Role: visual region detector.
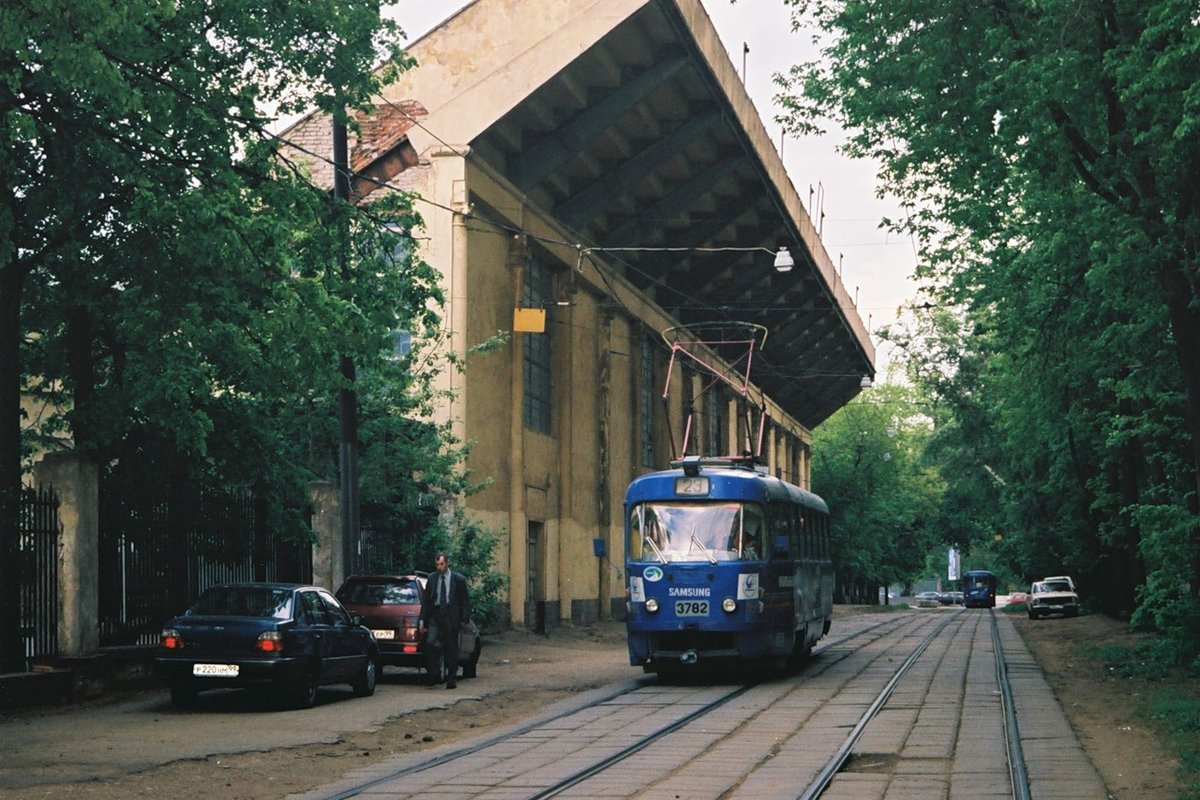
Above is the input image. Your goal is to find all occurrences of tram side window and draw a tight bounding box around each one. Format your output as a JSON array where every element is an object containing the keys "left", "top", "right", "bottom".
[
  {"left": 798, "top": 507, "right": 810, "bottom": 560},
  {"left": 791, "top": 505, "right": 802, "bottom": 559},
  {"left": 742, "top": 504, "right": 765, "bottom": 560},
  {"left": 771, "top": 505, "right": 798, "bottom": 560},
  {"left": 816, "top": 510, "right": 825, "bottom": 561}
]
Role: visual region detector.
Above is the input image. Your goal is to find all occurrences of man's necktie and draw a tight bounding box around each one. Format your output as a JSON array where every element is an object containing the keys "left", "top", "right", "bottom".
[{"left": 439, "top": 574, "right": 447, "bottom": 607}]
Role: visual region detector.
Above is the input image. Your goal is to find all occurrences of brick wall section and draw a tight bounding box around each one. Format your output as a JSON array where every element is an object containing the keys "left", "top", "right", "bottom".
[{"left": 279, "top": 99, "right": 430, "bottom": 200}]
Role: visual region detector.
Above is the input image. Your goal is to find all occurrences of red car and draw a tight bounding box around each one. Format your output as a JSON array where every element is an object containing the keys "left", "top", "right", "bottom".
[{"left": 336, "top": 574, "right": 480, "bottom": 679}]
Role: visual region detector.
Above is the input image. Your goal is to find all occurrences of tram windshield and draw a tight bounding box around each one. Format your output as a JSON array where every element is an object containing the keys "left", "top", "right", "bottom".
[{"left": 629, "top": 501, "right": 764, "bottom": 562}]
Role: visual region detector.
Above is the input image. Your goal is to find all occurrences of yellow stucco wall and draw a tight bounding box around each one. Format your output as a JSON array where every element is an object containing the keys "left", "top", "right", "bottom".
[
  {"left": 394, "top": 156, "right": 813, "bottom": 628},
  {"left": 371, "top": 0, "right": 831, "bottom": 628}
]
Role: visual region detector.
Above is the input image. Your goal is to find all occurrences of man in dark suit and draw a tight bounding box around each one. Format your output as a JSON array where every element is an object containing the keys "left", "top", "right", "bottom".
[{"left": 419, "top": 552, "right": 471, "bottom": 688}]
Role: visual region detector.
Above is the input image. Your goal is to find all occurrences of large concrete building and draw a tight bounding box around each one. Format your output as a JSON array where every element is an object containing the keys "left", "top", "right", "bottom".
[{"left": 286, "top": 0, "right": 874, "bottom": 629}]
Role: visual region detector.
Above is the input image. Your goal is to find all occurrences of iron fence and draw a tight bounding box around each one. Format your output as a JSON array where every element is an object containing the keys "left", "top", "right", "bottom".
[
  {"left": 357, "top": 503, "right": 438, "bottom": 576},
  {"left": 99, "top": 487, "right": 312, "bottom": 647},
  {"left": 20, "top": 487, "right": 59, "bottom": 667}
]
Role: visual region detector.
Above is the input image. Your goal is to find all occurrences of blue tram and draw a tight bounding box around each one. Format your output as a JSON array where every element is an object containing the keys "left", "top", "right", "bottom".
[
  {"left": 963, "top": 569, "right": 997, "bottom": 608},
  {"left": 624, "top": 455, "right": 834, "bottom": 672}
]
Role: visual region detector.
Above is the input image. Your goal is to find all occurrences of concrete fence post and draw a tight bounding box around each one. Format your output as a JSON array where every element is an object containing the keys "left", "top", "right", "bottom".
[
  {"left": 308, "top": 481, "right": 341, "bottom": 591},
  {"left": 33, "top": 452, "right": 99, "bottom": 657}
]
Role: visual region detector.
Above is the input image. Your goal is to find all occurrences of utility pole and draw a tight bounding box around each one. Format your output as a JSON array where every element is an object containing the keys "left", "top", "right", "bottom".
[{"left": 333, "top": 115, "right": 359, "bottom": 583}]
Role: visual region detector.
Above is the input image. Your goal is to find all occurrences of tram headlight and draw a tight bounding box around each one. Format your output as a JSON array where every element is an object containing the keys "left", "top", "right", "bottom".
[
  {"left": 722, "top": 597, "right": 737, "bottom": 613},
  {"left": 645, "top": 598, "right": 660, "bottom": 613}
]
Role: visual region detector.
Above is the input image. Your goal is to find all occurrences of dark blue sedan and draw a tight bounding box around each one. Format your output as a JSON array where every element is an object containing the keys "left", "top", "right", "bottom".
[{"left": 155, "top": 583, "right": 380, "bottom": 709}]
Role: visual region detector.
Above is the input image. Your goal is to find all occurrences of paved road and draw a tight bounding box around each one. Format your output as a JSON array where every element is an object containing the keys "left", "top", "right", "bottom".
[
  {"left": 0, "top": 610, "right": 1108, "bottom": 799},
  {"left": 291, "top": 611, "right": 1106, "bottom": 800},
  {"left": 0, "top": 626, "right": 633, "bottom": 791}
]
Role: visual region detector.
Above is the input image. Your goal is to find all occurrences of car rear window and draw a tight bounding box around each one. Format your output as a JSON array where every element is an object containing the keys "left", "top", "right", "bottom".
[
  {"left": 191, "top": 587, "right": 293, "bottom": 618},
  {"left": 340, "top": 580, "right": 421, "bottom": 605}
]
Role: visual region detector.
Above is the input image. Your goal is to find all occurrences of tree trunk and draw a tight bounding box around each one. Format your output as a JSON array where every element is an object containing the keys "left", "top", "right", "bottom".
[
  {"left": 1159, "top": 266, "right": 1200, "bottom": 511},
  {"left": 0, "top": 255, "right": 29, "bottom": 672}
]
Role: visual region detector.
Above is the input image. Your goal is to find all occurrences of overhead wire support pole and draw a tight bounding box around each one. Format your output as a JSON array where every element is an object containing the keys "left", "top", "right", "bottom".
[{"left": 333, "top": 113, "right": 359, "bottom": 584}]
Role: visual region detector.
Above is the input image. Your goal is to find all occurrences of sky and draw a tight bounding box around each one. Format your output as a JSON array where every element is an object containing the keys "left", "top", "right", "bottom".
[{"left": 385, "top": 0, "right": 918, "bottom": 375}]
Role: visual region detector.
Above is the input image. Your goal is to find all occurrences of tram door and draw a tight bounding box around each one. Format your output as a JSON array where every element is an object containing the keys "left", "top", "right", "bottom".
[{"left": 525, "top": 522, "right": 547, "bottom": 633}]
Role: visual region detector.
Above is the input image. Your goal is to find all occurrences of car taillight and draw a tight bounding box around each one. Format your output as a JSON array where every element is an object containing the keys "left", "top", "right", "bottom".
[
  {"left": 255, "top": 631, "right": 284, "bottom": 654},
  {"left": 160, "top": 628, "right": 184, "bottom": 650}
]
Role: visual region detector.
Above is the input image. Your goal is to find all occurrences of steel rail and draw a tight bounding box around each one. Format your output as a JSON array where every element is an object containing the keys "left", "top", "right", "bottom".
[
  {"left": 315, "top": 611, "right": 926, "bottom": 800},
  {"left": 991, "top": 609, "right": 1032, "bottom": 800},
  {"left": 527, "top": 683, "right": 754, "bottom": 800},
  {"left": 314, "top": 678, "right": 650, "bottom": 800},
  {"left": 796, "top": 613, "right": 961, "bottom": 800},
  {"left": 528, "top": 612, "right": 918, "bottom": 799}
]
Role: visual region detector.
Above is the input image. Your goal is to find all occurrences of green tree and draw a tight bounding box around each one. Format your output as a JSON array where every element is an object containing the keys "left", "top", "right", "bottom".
[
  {"left": 0, "top": 0, "right": 435, "bottom": 669},
  {"left": 777, "top": 0, "right": 1200, "bottom": 656},
  {"left": 811, "top": 383, "right": 944, "bottom": 603},
  {"left": 778, "top": 0, "right": 1200, "bottom": 485}
]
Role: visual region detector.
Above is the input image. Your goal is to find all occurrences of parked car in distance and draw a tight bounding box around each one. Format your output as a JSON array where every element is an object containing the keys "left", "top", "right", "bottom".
[
  {"left": 1028, "top": 578, "right": 1080, "bottom": 620},
  {"left": 1008, "top": 591, "right": 1029, "bottom": 605},
  {"left": 938, "top": 591, "right": 964, "bottom": 605},
  {"left": 336, "top": 574, "right": 481, "bottom": 680},
  {"left": 155, "top": 583, "right": 379, "bottom": 710},
  {"left": 1042, "top": 574, "right": 1077, "bottom": 592},
  {"left": 915, "top": 591, "right": 942, "bottom": 608}
]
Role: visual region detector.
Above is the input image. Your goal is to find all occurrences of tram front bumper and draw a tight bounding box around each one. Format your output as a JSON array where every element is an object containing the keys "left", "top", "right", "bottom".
[{"left": 627, "top": 627, "right": 774, "bottom": 667}]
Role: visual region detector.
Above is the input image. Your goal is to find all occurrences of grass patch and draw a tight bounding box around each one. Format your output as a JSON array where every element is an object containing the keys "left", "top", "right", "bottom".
[
  {"left": 1089, "top": 639, "right": 1175, "bottom": 680},
  {"left": 1143, "top": 689, "right": 1200, "bottom": 800}
]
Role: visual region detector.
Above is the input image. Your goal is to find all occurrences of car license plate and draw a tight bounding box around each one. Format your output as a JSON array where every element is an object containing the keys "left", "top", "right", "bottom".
[
  {"left": 193, "top": 663, "right": 238, "bottom": 678},
  {"left": 371, "top": 629, "right": 396, "bottom": 640},
  {"left": 675, "top": 600, "right": 709, "bottom": 617}
]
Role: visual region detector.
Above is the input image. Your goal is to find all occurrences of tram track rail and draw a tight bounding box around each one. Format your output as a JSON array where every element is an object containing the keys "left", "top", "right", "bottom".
[
  {"left": 993, "top": 608, "right": 1032, "bottom": 800},
  {"left": 312, "top": 612, "right": 919, "bottom": 800},
  {"left": 797, "top": 608, "right": 1032, "bottom": 800},
  {"left": 312, "top": 609, "right": 1033, "bottom": 800},
  {"left": 797, "top": 614, "right": 958, "bottom": 800}
]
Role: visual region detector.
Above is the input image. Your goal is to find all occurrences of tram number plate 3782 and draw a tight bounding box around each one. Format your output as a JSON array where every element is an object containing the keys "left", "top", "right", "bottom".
[{"left": 675, "top": 600, "right": 709, "bottom": 617}]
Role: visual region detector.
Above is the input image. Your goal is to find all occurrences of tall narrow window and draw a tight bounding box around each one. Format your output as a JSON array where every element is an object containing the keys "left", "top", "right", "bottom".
[
  {"left": 707, "top": 387, "right": 722, "bottom": 456},
  {"left": 522, "top": 255, "right": 552, "bottom": 434},
  {"left": 640, "top": 337, "right": 655, "bottom": 467},
  {"left": 681, "top": 368, "right": 694, "bottom": 456},
  {"left": 384, "top": 224, "right": 416, "bottom": 360}
]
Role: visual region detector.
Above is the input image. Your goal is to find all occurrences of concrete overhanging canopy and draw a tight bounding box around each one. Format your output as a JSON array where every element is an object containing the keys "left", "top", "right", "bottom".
[{"left": 386, "top": 0, "right": 875, "bottom": 428}]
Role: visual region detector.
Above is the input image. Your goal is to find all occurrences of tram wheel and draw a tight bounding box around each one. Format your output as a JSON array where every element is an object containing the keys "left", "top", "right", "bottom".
[{"left": 786, "top": 639, "right": 812, "bottom": 671}]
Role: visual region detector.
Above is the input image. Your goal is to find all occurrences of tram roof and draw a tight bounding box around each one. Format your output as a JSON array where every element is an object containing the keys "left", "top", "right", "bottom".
[
  {"left": 377, "top": 0, "right": 877, "bottom": 428},
  {"left": 626, "top": 463, "right": 828, "bottom": 513}
]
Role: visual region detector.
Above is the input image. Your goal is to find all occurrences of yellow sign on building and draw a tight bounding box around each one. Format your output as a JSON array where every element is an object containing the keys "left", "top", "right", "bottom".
[{"left": 513, "top": 307, "right": 546, "bottom": 333}]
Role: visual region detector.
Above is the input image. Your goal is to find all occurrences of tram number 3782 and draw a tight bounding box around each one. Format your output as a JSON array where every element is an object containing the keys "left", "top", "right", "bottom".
[{"left": 675, "top": 600, "right": 709, "bottom": 617}]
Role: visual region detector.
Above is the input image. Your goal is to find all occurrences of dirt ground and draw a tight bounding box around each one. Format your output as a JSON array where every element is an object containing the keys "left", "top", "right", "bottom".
[
  {"left": 3, "top": 606, "right": 1185, "bottom": 800},
  {"left": 1009, "top": 609, "right": 1182, "bottom": 799}
]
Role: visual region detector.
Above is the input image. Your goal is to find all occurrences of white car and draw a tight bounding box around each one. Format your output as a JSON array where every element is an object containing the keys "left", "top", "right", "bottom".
[
  {"left": 1042, "top": 574, "right": 1077, "bottom": 592},
  {"left": 1028, "top": 578, "right": 1080, "bottom": 619},
  {"left": 914, "top": 591, "right": 942, "bottom": 608}
]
